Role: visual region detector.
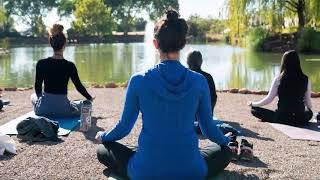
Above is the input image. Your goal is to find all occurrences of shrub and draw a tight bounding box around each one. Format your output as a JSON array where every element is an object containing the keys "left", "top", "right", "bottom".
[
  {"left": 1, "top": 37, "right": 10, "bottom": 49},
  {"left": 297, "top": 27, "right": 320, "bottom": 52},
  {"left": 246, "top": 27, "right": 270, "bottom": 51}
]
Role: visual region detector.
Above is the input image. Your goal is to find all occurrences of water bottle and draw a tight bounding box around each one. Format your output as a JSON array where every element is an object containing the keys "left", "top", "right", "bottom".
[{"left": 79, "top": 100, "right": 92, "bottom": 132}]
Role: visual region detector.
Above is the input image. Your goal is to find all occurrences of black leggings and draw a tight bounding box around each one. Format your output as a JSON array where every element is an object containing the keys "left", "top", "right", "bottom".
[
  {"left": 96, "top": 142, "right": 232, "bottom": 180},
  {"left": 251, "top": 107, "right": 313, "bottom": 126}
]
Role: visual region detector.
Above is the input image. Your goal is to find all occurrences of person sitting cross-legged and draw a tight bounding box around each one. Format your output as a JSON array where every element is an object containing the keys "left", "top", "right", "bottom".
[
  {"left": 249, "top": 50, "right": 313, "bottom": 127},
  {"left": 31, "top": 24, "right": 94, "bottom": 118},
  {"left": 95, "top": 9, "right": 232, "bottom": 180}
]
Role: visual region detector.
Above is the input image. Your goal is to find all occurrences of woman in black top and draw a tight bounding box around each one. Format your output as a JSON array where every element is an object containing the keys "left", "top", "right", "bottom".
[
  {"left": 31, "top": 24, "right": 93, "bottom": 118},
  {"left": 249, "top": 50, "right": 313, "bottom": 126}
]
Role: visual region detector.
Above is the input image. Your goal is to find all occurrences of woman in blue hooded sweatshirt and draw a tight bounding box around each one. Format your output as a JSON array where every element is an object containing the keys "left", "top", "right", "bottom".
[{"left": 95, "top": 9, "right": 232, "bottom": 180}]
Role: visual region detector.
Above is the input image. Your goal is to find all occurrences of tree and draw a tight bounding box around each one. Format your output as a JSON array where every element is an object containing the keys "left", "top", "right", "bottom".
[
  {"left": 57, "top": 0, "right": 76, "bottom": 17},
  {"left": 187, "top": 15, "right": 211, "bottom": 38},
  {"left": 105, "top": 0, "right": 179, "bottom": 35},
  {"left": 4, "top": 0, "right": 56, "bottom": 36},
  {"left": 0, "top": 7, "right": 5, "bottom": 27},
  {"left": 284, "top": 0, "right": 305, "bottom": 34},
  {"left": 147, "top": 0, "right": 179, "bottom": 20},
  {"left": 104, "top": 0, "right": 147, "bottom": 36},
  {"left": 0, "top": 3, "right": 16, "bottom": 36},
  {"left": 72, "top": 0, "right": 114, "bottom": 36}
]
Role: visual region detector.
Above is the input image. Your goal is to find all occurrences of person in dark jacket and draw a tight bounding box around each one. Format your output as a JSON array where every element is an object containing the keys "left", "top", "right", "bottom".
[
  {"left": 187, "top": 50, "right": 219, "bottom": 136},
  {"left": 31, "top": 24, "right": 94, "bottom": 118},
  {"left": 187, "top": 50, "right": 217, "bottom": 113}
]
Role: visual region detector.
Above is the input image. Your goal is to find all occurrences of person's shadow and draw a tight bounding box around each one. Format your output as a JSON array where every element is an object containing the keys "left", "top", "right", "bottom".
[
  {"left": 83, "top": 116, "right": 104, "bottom": 142},
  {"left": 223, "top": 120, "right": 274, "bottom": 141},
  {"left": 232, "top": 156, "right": 268, "bottom": 168},
  {"left": 16, "top": 136, "right": 65, "bottom": 145},
  {"left": 222, "top": 170, "right": 261, "bottom": 179},
  {"left": 0, "top": 154, "right": 15, "bottom": 161}
]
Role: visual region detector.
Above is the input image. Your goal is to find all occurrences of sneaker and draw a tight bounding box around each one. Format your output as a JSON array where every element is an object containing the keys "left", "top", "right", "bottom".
[
  {"left": 228, "top": 140, "right": 239, "bottom": 161},
  {"left": 239, "top": 139, "right": 253, "bottom": 161},
  {"left": 227, "top": 133, "right": 239, "bottom": 161}
]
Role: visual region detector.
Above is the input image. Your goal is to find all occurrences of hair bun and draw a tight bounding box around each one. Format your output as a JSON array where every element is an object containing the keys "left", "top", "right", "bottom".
[
  {"left": 49, "top": 24, "right": 64, "bottom": 37},
  {"left": 166, "top": 9, "right": 179, "bottom": 22}
]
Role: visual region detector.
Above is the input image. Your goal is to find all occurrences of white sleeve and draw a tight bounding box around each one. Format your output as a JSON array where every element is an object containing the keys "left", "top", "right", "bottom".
[
  {"left": 304, "top": 79, "right": 312, "bottom": 110},
  {"left": 252, "top": 76, "right": 280, "bottom": 107}
]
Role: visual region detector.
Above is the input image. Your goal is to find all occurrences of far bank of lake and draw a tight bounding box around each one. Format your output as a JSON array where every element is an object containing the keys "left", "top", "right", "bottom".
[{"left": 1, "top": 43, "right": 320, "bottom": 91}]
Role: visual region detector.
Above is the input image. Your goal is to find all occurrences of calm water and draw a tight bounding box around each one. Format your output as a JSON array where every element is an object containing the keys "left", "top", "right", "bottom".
[{"left": 1, "top": 43, "right": 320, "bottom": 91}]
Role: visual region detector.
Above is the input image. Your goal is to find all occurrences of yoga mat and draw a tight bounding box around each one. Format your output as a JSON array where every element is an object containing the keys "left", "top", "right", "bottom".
[
  {"left": 269, "top": 122, "right": 320, "bottom": 142},
  {"left": 0, "top": 111, "right": 80, "bottom": 136}
]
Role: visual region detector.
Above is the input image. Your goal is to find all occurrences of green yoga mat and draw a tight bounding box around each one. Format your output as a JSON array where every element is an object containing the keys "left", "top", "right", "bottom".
[{"left": 0, "top": 111, "right": 80, "bottom": 136}]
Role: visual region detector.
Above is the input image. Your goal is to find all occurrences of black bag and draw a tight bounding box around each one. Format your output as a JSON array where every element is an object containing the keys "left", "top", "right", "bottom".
[{"left": 16, "top": 117, "right": 60, "bottom": 142}]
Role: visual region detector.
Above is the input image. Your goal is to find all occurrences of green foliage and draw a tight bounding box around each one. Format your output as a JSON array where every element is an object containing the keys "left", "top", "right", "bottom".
[
  {"left": 246, "top": 27, "right": 270, "bottom": 51},
  {"left": 226, "top": 0, "right": 320, "bottom": 47},
  {"left": 188, "top": 15, "right": 211, "bottom": 39},
  {"left": 0, "top": 5, "right": 15, "bottom": 36},
  {"left": 58, "top": 0, "right": 76, "bottom": 17},
  {"left": 117, "top": 17, "right": 146, "bottom": 32},
  {"left": 1, "top": 38, "right": 10, "bottom": 49},
  {"left": 104, "top": 0, "right": 147, "bottom": 35},
  {"left": 4, "top": 0, "right": 56, "bottom": 37},
  {"left": 72, "top": 0, "right": 114, "bottom": 36},
  {"left": 104, "top": 0, "right": 178, "bottom": 34},
  {"left": 0, "top": 7, "right": 5, "bottom": 24},
  {"left": 187, "top": 15, "right": 226, "bottom": 41},
  {"left": 147, "top": 0, "right": 179, "bottom": 20},
  {"left": 297, "top": 27, "right": 320, "bottom": 52}
]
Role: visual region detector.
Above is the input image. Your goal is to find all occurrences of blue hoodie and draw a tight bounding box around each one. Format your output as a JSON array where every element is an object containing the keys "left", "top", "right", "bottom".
[{"left": 101, "top": 60, "right": 230, "bottom": 180}]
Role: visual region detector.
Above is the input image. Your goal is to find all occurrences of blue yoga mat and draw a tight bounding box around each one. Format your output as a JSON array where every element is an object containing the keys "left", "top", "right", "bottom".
[{"left": 0, "top": 111, "right": 80, "bottom": 136}]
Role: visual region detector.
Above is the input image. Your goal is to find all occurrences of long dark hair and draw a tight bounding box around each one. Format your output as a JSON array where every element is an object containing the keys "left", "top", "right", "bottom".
[
  {"left": 280, "top": 50, "right": 304, "bottom": 77},
  {"left": 279, "top": 50, "right": 308, "bottom": 95},
  {"left": 154, "top": 8, "right": 188, "bottom": 53}
]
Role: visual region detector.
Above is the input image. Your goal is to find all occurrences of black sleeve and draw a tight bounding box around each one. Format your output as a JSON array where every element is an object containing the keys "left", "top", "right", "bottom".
[
  {"left": 208, "top": 74, "right": 217, "bottom": 113},
  {"left": 70, "top": 63, "right": 92, "bottom": 100},
  {"left": 35, "top": 61, "right": 44, "bottom": 96}
]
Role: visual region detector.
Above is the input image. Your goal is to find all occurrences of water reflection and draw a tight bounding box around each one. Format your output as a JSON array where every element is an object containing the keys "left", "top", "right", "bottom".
[{"left": 1, "top": 43, "right": 320, "bottom": 91}]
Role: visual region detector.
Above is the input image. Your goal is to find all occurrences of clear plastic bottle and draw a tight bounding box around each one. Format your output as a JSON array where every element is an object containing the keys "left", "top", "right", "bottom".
[{"left": 79, "top": 100, "right": 92, "bottom": 132}]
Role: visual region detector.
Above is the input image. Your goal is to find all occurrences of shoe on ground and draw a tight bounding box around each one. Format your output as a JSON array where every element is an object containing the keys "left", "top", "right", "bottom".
[
  {"left": 228, "top": 140, "right": 239, "bottom": 161},
  {"left": 239, "top": 139, "right": 253, "bottom": 161}
]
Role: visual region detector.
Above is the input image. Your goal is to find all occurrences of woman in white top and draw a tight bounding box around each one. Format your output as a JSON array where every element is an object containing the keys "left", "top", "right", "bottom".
[{"left": 249, "top": 50, "right": 313, "bottom": 127}]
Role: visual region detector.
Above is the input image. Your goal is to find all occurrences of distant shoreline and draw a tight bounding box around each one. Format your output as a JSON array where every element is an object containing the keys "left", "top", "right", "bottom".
[{"left": 3, "top": 34, "right": 145, "bottom": 46}]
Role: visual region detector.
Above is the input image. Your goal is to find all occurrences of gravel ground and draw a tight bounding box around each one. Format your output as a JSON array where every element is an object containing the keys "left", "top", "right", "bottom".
[{"left": 0, "top": 88, "right": 320, "bottom": 180}]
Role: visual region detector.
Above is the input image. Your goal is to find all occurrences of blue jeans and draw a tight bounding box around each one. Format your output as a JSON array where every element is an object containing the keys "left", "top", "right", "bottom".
[{"left": 31, "top": 93, "right": 82, "bottom": 118}]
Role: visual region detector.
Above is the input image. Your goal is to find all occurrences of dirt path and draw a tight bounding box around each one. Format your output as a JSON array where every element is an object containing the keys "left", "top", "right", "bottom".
[{"left": 1, "top": 88, "right": 319, "bottom": 180}]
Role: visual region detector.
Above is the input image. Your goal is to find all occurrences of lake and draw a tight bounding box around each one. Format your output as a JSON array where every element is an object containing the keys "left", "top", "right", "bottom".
[{"left": 1, "top": 43, "right": 320, "bottom": 91}]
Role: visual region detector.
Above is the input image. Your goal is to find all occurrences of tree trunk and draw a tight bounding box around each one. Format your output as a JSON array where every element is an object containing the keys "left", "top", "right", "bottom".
[{"left": 297, "top": 0, "right": 305, "bottom": 36}]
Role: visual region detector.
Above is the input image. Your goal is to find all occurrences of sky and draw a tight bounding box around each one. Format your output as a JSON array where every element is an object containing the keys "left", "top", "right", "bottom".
[
  {"left": 179, "top": 0, "right": 226, "bottom": 19},
  {"left": 15, "top": 0, "right": 226, "bottom": 32}
]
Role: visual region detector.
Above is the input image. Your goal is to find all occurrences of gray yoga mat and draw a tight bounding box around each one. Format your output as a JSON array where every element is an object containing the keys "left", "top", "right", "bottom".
[
  {"left": 0, "top": 111, "right": 80, "bottom": 136},
  {"left": 269, "top": 121, "right": 320, "bottom": 142}
]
